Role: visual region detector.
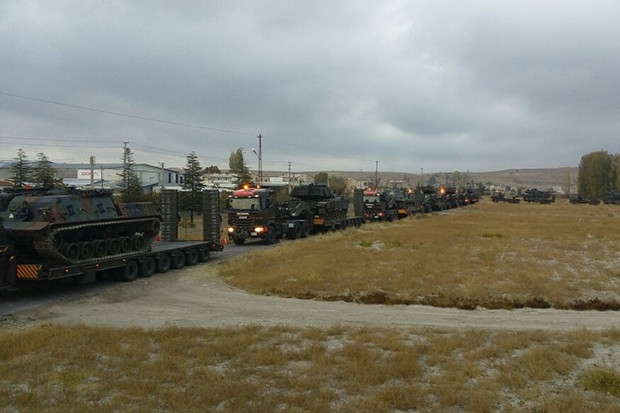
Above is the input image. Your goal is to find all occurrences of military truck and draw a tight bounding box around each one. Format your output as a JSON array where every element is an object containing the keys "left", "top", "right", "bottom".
[
  {"left": 226, "top": 183, "right": 363, "bottom": 245},
  {"left": 522, "top": 188, "right": 555, "bottom": 204},
  {"left": 362, "top": 189, "right": 398, "bottom": 222},
  {"left": 0, "top": 187, "right": 223, "bottom": 291}
]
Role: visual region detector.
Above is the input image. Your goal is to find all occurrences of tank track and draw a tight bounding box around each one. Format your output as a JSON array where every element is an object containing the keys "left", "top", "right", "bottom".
[{"left": 32, "top": 217, "right": 161, "bottom": 266}]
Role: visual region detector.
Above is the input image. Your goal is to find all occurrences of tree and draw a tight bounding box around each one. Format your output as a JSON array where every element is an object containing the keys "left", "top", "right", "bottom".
[
  {"left": 118, "top": 145, "right": 143, "bottom": 202},
  {"left": 314, "top": 172, "right": 329, "bottom": 184},
  {"left": 182, "top": 151, "right": 205, "bottom": 223},
  {"left": 613, "top": 154, "right": 620, "bottom": 192},
  {"left": 10, "top": 148, "right": 31, "bottom": 187},
  {"left": 228, "top": 148, "right": 252, "bottom": 189},
  {"left": 330, "top": 175, "right": 348, "bottom": 196},
  {"left": 32, "top": 152, "right": 59, "bottom": 187},
  {"left": 577, "top": 150, "right": 614, "bottom": 197},
  {"left": 204, "top": 165, "right": 221, "bottom": 175}
]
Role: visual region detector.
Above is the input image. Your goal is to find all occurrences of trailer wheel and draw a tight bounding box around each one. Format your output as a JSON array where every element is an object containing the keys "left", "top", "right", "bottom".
[
  {"left": 198, "top": 248, "right": 210, "bottom": 262},
  {"left": 139, "top": 256, "right": 155, "bottom": 277},
  {"left": 157, "top": 254, "right": 171, "bottom": 273},
  {"left": 186, "top": 249, "right": 199, "bottom": 266},
  {"left": 118, "top": 260, "right": 139, "bottom": 282},
  {"left": 171, "top": 252, "right": 185, "bottom": 269}
]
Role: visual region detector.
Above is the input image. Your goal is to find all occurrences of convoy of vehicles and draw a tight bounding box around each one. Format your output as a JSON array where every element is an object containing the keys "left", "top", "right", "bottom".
[
  {"left": 226, "top": 183, "right": 363, "bottom": 245},
  {"left": 0, "top": 187, "right": 223, "bottom": 291}
]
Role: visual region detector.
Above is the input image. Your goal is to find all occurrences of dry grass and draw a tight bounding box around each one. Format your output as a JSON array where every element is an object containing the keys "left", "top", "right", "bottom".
[
  {"left": 2, "top": 324, "right": 620, "bottom": 412},
  {"left": 218, "top": 198, "right": 620, "bottom": 310}
]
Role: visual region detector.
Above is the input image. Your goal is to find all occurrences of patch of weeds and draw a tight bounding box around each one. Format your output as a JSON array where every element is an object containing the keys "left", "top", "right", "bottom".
[
  {"left": 581, "top": 367, "right": 620, "bottom": 396},
  {"left": 358, "top": 240, "right": 373, "bottom": 248},
  {"left": 383, "top": 239, "right": 402, "bottom": 249},
  {"left": 482, "top": 232, "right": 506, "bottom": 238}
]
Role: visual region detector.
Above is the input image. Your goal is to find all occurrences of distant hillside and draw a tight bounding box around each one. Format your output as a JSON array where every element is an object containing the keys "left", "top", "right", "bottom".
[{"left": 299, "top": 168, "right": 578, "bottom": 190}]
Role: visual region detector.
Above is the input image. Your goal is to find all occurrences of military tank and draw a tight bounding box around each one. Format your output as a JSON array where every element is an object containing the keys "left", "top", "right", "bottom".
[
  {"left": 0, "top": 187, "right": 161, "bottom": 265},
  {"left": 290, "top": 183, "right": 349, "bottom": 230}
]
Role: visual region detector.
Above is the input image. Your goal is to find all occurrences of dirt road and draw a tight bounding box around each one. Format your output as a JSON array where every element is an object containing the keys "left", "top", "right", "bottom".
[{"left": 3, "top": 251, "right": 620, "bottom": 332}]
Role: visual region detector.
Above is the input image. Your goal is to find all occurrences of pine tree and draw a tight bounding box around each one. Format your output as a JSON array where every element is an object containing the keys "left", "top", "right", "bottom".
[
  {"left": 10, "top": 148, "right": 31, "bottom": 187},
  {"left": 228, "top": 148, "right": 252, "bottom": 188},
  {"left": 182, "top": 151, "right": 205, "bottom": 223},
  {"left": 118, "top": 145, "right": 143, "bottom": 202},
  {"left": 32, "top": 152, "right": 58, "bottom": 187}
]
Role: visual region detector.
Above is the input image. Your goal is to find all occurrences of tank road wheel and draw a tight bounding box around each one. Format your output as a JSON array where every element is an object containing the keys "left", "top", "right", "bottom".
[
  {"left": 132, "top": 234, "right": 145, "bottom": 251},
  {"left": 197, "top": 248, "right": 210, "bottom": 262},
  {"left": 108, "top": 238, "right": 121, "bottom": 255},
  {"left": 120, "top": 237, "right": 132, "bottom": 253},
  {"left": 117, "top": 260, "right": 139, "bottom": 282},
  {"left": 156, "top": 253, "right": 171, "bottom": 273},
  {"left": 52, "top": 233, "right": 64, "bottom": 250},
  {"left": 171, "top": 252, "right": 185, "bottom": 269},
  {"left": 79, "top": 241, "right": 95, "bottom": 260},
  {"left": 139, "top": 256, "right": 156, "bottom": 277},
  {"left": 94, "top": 239, "right": 108, "bottom": 257},
  {"left": 64, "top": 243, "right": 80, "bottom": 262},
  {"left": 186, "top": 249, "right": 199, "bottom": 266}
]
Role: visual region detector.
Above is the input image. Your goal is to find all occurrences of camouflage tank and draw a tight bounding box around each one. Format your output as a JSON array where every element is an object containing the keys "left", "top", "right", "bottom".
[
  {"left": 0, "top": 187, "right": 161, "bottom": 265},
  {"left": 290, "top": 183, "right": 349, "bottom": 229}
]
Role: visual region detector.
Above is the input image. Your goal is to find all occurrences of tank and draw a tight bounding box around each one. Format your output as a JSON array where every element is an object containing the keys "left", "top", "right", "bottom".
[
  {"left": 290, "top": 183, "right": 349, "bottom": 225},
  {"left": 0, "top": 187, "right": 161, "bottom": 265}
]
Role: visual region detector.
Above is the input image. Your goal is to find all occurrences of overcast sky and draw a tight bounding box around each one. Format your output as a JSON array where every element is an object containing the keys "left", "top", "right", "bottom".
[{"left": 1, "top": 1, "right": 619, "bottom": 175}]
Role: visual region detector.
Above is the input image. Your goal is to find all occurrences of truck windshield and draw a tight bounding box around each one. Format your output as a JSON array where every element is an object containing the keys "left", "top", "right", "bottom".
[
  {"left": 363, "top": 195, "right": 380, "bottom": 203},
  {"left": 228, "top": 198, "right": 261, "bottom": 211}
]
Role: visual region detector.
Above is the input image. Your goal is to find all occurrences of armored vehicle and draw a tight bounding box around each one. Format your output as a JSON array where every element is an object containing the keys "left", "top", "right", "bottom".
[{"left": 0, "top": 187, "right": 161, "bottom": 266}]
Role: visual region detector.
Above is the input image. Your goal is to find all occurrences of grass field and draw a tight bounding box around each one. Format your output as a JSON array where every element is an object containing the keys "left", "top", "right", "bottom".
[
  {"left": 2, "top": 198, "right": 620, "bottom": 412},
  {"left": 219, "top": 198, "right": 620, "bottom": 310}
]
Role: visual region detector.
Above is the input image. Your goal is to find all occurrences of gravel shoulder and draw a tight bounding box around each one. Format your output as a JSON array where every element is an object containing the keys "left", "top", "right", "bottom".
[{"left": 3, "top": 257, "right": 620, "bottom": 332}]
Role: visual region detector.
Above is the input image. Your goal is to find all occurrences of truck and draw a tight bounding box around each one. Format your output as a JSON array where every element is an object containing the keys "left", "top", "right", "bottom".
[
  {"left": 226, "top": 183, "right": 363, "bottom": 245},
  {"left": 362, "top": 189, "right": 399, "bottom": 221},
  {"left": 0, "top": 187, "right": 223, "bottom": 291},
  {"left": 522, "top": 188, "right": 555, "bottom": 204}
]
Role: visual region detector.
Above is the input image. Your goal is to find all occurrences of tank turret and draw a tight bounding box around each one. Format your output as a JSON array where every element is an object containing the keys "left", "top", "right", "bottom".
[{"left": 0, "top": 187, "right": 161, "bottom": 265}]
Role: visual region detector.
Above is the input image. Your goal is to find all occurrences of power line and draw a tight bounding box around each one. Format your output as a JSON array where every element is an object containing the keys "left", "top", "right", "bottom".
[{"left": 0, "top": 91, "right": 255, "bottom": 136}]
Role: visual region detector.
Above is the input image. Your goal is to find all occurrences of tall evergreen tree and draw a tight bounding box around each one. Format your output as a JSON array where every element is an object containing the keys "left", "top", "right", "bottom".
[
  {"left": 118, "top": 145, "right": 143, "bottom": 202},
  {"left": 228, "top": 148, "right": 252, "bottom": 188},
  {"left": 32, "top": 152, "right": 58, "bottom": 187},
  {"left": 10, "top": 148, "right": 31, "bottom": 187},
  {"left": 182, "top": 151, "right": 204, "bottom": 223}
]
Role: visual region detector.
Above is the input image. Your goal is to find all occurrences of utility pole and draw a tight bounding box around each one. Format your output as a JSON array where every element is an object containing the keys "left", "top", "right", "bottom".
[
  {"left": 123, "top": 141, "right": 129, "bottom": 190},
  {"left": 288, "top": 161, "right": 292, "bottom": 193},
  {"left": 257, "top": 134, "right": 263, "bottom": 185},
  {"left": 159, "top": 162, "right": 166, "bottom": 191},
  {"left": 89, "top": 155, "right": 95, "bottom": 188},
  {"left": 375, "top": 160, "right": 379, "bottom": 189}
]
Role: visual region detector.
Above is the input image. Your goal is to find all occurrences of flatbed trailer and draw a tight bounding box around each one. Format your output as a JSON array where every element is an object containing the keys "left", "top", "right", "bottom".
[{"left": 0, "top": 240, "right": 222, "bottom": 290}]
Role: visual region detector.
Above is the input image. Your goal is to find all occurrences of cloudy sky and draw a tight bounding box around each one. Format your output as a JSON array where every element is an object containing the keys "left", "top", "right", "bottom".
[{"left": 1, "top": 1, "right": 619, "bottom": 175}]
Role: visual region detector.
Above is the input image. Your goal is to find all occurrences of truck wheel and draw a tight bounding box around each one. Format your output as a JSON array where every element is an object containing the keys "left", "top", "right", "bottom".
[
  {"left": 288, "top": 225, "right": 301, "bottom": 240},
  {"left": 171, "top": 252, "right": 185, "bottom": 269},
  {"left": 157, "top": 254, "right": 171, "bottom": 273},
  {"left": 118, "top": 260, "right": 139, "bottom": 282},
  {"left": 139, "top": 256, "right": 155, "bottom": 277},
  {"left": 233, "top": 236, "right": 245, "bottom": 245},
  {"left": 186, "top": 249, "right": 199, "bottom": 266},
  {"left": 263, "top": 226, "right": 277, "bottom": 245},
  {"left": 300, "top": 222, "right": 309, "bottom": 238}
]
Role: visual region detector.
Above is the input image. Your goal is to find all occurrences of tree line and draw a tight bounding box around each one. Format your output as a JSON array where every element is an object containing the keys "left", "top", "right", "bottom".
[{"left": 577, "top": 150, "right": 620, "bottom": 198}]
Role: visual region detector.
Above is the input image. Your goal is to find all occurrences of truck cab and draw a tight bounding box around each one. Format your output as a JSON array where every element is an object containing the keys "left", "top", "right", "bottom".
[{"left": 226, "top": 187, "right": 279, "bottom": 245}]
